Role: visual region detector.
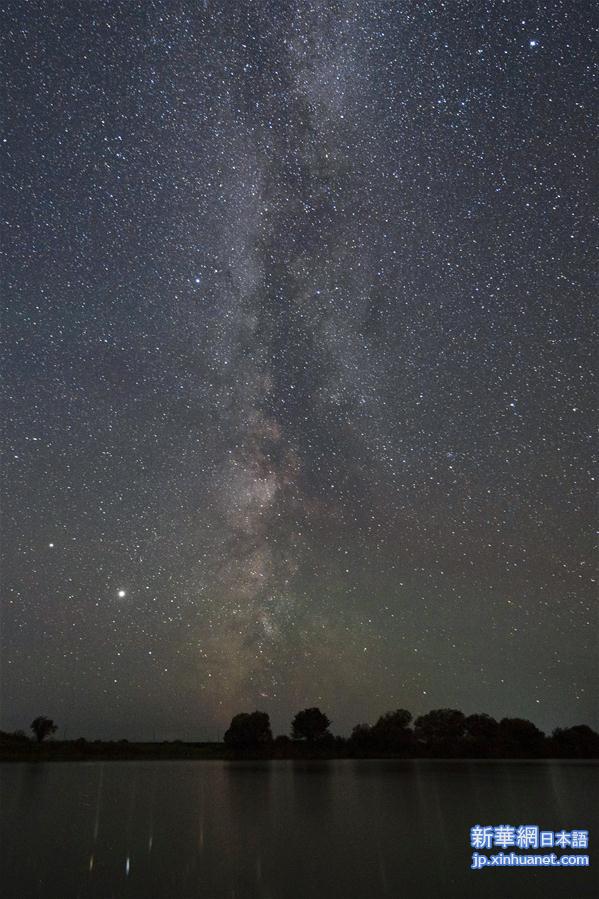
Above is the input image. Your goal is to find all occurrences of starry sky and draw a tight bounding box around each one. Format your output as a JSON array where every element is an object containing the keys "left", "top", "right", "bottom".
[{"left": 1, "top": 0, "right": 597, "bottom": 741}]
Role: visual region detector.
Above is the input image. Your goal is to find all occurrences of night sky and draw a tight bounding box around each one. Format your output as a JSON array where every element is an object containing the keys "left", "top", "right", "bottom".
[{"left": 2, "top": 1, "right": 597, "bottom": 741}]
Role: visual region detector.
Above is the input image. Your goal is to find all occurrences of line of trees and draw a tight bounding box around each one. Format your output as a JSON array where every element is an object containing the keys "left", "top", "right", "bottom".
[
  {"left": 2, "top": 708, "right": 597, "bottom": 759},
  {"left": 223, "top": 707, "right": 599, "bottom": 758}
]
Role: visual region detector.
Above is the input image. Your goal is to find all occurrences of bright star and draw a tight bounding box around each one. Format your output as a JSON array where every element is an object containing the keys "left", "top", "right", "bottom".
[
  {"left": 529, "top": 39, "right": 539, "bottom": 48},
  {"left": 117, "top": 589, "right": 126, "bottom": 598}
]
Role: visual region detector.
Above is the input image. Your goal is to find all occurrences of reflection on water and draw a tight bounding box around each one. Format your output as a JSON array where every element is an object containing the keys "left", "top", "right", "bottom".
[{"left": 1, "top": 760, "right": 597, "bottom": 898}]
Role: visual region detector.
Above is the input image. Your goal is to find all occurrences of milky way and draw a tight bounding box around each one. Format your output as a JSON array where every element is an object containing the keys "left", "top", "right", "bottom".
[{"left": 2, "top": 1, "right": 597, "bottom": 739}]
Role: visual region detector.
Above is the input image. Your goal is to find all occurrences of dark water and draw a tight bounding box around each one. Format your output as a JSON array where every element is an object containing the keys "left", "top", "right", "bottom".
[{"left": 1, "top": 760, "right": 597, "bottom": 899}]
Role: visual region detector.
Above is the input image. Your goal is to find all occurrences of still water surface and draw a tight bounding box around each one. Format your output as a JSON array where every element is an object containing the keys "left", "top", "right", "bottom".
[{"left": 1, "top": 759, "right": 597, "bottom": 898}]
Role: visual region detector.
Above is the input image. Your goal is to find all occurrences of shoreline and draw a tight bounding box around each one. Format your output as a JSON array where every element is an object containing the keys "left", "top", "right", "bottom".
[{"left": 2, "top": 742, "right": 598, "bottom": 764}]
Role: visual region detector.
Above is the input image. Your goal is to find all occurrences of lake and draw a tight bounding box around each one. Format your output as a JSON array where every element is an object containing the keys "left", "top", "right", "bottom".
[{"left": 1, "top": 759, "right": 597, "bottom": 898}]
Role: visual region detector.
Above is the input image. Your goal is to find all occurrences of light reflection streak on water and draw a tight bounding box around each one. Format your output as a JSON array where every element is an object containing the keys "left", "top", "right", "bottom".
[
  {"left": 546, "top": 761, "right": 568, "bottom": 821},
  {"left": 147, "top": 766, "right": 157, "bottom": 856},
  {"left": 92, "top": 764, "right": 104, "bottom": 842},
  {"left": 123, "top": 763, "right": 139, "bottom": 884},
  {"left": 414, "top": 761, "right": 449, "bottom": 857},
  {"left": 377, "top": 846, "right": 388, "bottom": 895},
  {"left": 197, "top": 766, "right": 205, "bottom": 853}
]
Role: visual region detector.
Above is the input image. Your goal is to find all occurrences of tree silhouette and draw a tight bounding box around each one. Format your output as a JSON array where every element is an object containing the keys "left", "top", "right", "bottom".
[
  {"left": 464, "top": 713, "right": 499, "bottom": 756},
  {"left": 292, "top": 707, "right": 331, "bottom": 741},
  {"left": 223, "top": 711, "right": 272, "bottom": 751},
  {"left": 498, "top": 717, "right": 545, "bottom": 757},
  {"left": 414, "top": 708, "right": 466, "bottom": 755},
  {"left": 465, "top": 713, "right": 499, "bottom": 740},
  {"left": 371, "top": 709, "right": 413, "bottom": 752},
  {"left": 349, "top": 723, "right": 373, "bottom": 752},
  {"left": 551, "top": 724, "right": 599, "bottom": 758},
  {"left": 31, "top": 717, "right": 58, "bottom": 743}
]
